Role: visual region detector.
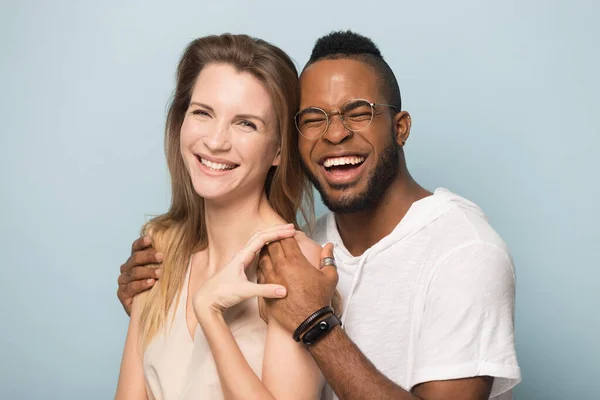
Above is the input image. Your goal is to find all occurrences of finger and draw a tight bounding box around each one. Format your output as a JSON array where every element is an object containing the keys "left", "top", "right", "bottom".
[
  {"left": 251, "top": 224, "right": 296, "bottom": 244},
  {"left": 121, "top": 249, "right": 164, "bottom": 273},
  {"left": 131, "top": 235, "right": 152, "bottom": 253},
  {"left": 246, "top": 224, "right": 295, "bottom": 249},
  {"left": 239, "top": 226, "right": 296, "bottom": 268},
  {"left": 118, "top": 266, "right": 160, "bottom": 285},
  {"left": 258, "top": 247, "right": 277, "bottom": 280},
  {"left": 241, "top": 282, "right": 287, "bottom": 299},
  {"left": 320, "top": 243, "right": 334, "bottom": 266},
  {"left": 319, "top": 243, "right": 339, "bottom": 284},
  {"left": 280, "top": 236, "right": 303, "bottom": 257},
  {"left": 256, "top": 265, "right": 266, "bottom": 284},
  {"left": 121, "top": 278, "right": 156, "bottom": 298},
  {"left": 266, "top": 240, "right": 286, "bottom": 264}
]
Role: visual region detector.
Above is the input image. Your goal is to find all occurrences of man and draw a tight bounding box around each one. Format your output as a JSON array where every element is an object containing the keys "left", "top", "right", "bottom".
[{"left": 117, "top": 31, "right": 520, "bottom": 399}]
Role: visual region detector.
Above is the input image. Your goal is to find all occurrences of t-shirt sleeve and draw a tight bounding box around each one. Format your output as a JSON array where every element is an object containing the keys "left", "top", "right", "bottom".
[{"left": 410, "top": 241, "right": 521, "bottom": 397}]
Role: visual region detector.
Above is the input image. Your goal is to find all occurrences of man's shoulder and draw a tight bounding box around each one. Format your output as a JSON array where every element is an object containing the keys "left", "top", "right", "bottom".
[
  {"left": 421, "top": 207, "right": 514, "bottom": 294},
  {"left": 428, "top": 190, "right": 509, "bottom": 252}
]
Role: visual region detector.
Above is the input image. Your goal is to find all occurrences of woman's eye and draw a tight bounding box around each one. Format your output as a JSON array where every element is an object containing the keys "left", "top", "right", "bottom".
[
  {"left": 239, "top": 120, "right": 257, "bottom": 130},
  {"left": 191, "top": 109, "right": 210, "bottom": 117}
]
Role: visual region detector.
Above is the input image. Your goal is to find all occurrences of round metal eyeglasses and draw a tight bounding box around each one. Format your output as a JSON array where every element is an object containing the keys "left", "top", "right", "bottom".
[{"left": 294, "top": 99, "right": 398, "bottom": 139}]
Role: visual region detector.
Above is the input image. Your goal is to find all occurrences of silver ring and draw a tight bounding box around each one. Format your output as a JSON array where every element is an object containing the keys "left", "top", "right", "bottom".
[{"left": 320, "top": 257, "right": 336, "bottom": 268}]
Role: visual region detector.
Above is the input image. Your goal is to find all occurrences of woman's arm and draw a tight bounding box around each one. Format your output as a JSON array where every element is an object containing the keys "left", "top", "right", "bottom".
[
  {"left": 115, "top": 297, "right": 148, "bottom": 400},
  {"left": 197, "top": 293, "right": 323, "bottom": 400},
  {"left": 192, "top": 226, "right": 323, "bottom": 400},
  {"left": 196, "top": 310, "right": 277, "bottom": 400},
  {"left": 261, "top": 233, "right": 325, "bottom": 399}
]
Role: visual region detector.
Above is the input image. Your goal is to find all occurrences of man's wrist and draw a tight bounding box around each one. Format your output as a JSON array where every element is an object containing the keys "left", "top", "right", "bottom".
[
  {"left": 306, "top": 319, "right": 343, "bottom": 354},
  {"left": 293, "top": 304, "right": 331, "bottom": 324},
  {"left": 293, "top": 305, "right": 334, "bottom": 342},
  {"left": 301, "top": 313, "right": 341, "bottom": 346}
]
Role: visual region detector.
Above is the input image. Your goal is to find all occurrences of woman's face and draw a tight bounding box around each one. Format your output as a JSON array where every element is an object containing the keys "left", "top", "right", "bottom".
[{"left": 180, "top": 63, "right": 281, "bottom": 203}]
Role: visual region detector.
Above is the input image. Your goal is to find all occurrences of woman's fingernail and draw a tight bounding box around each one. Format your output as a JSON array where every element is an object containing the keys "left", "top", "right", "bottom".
[
  {"left": 146, "top": 279, "right": 155, "bottom": 284},
  {"left": 275, "top": 288, "right": 287, "bottom": 297},
  {"left": 155, "top": 252, "right": 164, "bottom": 261}
]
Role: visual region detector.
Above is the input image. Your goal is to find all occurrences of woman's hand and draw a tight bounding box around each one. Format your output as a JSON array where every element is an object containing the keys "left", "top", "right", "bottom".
[{"left": 192, "top": 224, "right": 296, "bottom": 319}]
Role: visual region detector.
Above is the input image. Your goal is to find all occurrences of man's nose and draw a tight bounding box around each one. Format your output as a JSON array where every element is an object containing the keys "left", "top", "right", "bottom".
[{"left": 323, "top": 114, "right": 353, "bottom": 145}]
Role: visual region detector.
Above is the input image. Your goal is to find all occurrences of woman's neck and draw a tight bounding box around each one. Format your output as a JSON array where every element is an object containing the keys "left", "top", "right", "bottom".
[{"left": 202, "top": 191, "right": 285, "bottom": 274}]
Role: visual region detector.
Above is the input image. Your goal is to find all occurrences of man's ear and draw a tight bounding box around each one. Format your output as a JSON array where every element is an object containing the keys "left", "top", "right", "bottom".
[{"left": 394, "top": 111, "right": 412, "bottom": 146}]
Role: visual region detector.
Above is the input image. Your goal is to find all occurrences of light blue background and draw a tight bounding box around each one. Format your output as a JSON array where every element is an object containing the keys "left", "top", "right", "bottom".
[{"left": 1, "top": 1, "right": 598, "bottom": 399}]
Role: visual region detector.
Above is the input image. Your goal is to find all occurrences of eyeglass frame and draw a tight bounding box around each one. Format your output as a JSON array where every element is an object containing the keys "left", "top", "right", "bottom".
[{"left": 294, "top": 99, "right": 398, "bottom": 140}]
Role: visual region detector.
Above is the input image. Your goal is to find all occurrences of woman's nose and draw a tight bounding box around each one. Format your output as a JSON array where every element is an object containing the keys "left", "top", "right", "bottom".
[{"left": 203, "top": 125, "right": 232, "bottom": 152}]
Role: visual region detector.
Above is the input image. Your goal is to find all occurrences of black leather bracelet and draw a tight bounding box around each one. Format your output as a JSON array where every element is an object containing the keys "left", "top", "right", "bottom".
[
  {"left": 301, "top": 313, "right": 341, "bottom": 346},
  {"left": 292, "top": 306, "right": 334, "bottom": 342}
]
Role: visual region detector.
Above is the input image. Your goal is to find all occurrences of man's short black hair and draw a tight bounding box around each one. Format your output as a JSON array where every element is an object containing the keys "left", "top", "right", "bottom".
[{"left": 305, "top": 30, "right": 401, "bottom": 111}]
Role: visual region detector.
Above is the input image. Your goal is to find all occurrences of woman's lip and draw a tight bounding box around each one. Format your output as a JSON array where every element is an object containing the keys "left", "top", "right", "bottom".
[
  {"left": 195, "top": 153, "right": 238, "bottom": 166},
  {"left": 195, "top": 156, "right": 238, "bottom": 176}
]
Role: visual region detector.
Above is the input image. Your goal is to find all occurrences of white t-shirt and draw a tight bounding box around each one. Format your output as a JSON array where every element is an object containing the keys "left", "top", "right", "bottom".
[{"left": 310, "top": 188, "right": 521, "bottom": 400}]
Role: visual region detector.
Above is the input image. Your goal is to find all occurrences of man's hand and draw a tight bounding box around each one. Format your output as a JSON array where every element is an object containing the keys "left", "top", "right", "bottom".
[
  {"left": 258, "top": 239, "right": 338, "bottom": 332},
  {"left": 117, "top": 235, "right": 163, "bottom": 316}
]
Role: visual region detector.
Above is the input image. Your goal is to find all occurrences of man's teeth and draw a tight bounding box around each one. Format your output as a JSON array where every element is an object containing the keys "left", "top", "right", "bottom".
[
  {"left": 323, "top": 156, "right": 365, "bottom": 168},
  {"left": 200, "top": 158, "right": 236, "bottom": 171}
]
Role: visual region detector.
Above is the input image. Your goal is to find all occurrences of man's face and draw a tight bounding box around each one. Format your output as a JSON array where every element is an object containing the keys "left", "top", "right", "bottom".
[{"left": 298, "top": 59, "right": 402, "bottom": 213}]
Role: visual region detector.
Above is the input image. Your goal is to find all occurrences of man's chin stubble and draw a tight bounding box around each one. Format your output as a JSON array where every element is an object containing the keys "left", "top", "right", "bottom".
[
  {"left": 304, "top": 172, "right": 379, "bottom": 214},
  {"left": 300, "top": 142, "right": 400, "bottom": 214}
]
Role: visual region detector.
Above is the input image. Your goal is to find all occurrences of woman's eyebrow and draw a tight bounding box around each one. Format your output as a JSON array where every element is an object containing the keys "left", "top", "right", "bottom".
[
  {"left": 189, "top": 102, "right": 267, "bottom": 126},
  {"left": 189, "top": 101, "right": 214, "bottom": 111}
]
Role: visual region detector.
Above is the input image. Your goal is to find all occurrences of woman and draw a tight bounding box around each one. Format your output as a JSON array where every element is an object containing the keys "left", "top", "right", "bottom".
[{"left": 115, "top": 34, "right": 340, "bottom": 399}]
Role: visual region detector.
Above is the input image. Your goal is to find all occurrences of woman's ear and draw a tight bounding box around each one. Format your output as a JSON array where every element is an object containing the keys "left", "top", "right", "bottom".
[{"left": 272, "top": 146, "right": 281, "bottom": 166}]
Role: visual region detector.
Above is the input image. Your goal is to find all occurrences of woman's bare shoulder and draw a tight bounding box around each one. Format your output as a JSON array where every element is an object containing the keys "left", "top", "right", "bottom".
[{"left": 294, "top": 231, "right": 321, "bottom": 268}]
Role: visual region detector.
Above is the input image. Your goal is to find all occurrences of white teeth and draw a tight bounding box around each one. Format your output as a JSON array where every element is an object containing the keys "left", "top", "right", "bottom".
[
  {"left": 323, "top": 156, "right": 365, "bottom": 168},
  {"left": 200, "top": 158, "right": 236, "bottom": 171}
]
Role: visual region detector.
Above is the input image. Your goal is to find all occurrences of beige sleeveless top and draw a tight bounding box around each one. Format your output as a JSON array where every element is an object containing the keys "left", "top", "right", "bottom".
[{"left": 143, "top": 262, "right": 267, "bottom": 399}]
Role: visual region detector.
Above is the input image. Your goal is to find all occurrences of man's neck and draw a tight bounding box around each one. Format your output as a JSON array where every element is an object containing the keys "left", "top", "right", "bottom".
[
  {"left": 334, "top": 173, "right": 431, "bottom": 257},
  {"left": 202, "top": 191, "right": 283, "bottom": 274}
]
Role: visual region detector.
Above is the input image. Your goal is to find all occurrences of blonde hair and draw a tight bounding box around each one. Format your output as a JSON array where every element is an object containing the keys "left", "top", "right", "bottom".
[{"left": 138, "top": 34, "right": 339, "bottom": 349}]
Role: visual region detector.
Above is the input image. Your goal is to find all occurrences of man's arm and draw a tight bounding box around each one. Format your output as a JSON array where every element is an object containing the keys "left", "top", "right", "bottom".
[
  {"left": 308, "top": 325, "right": 492, "bottom": 400},
  {"left": 258, "top": 239, "right": 495, "bottom": 400},
  {"left": 117, "top": 235, "right": 163, "bottom": 315}
]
